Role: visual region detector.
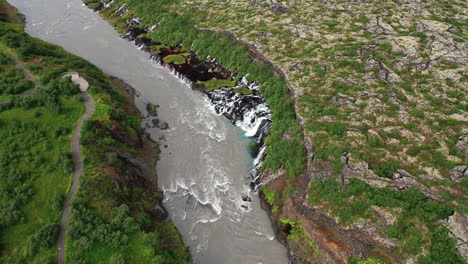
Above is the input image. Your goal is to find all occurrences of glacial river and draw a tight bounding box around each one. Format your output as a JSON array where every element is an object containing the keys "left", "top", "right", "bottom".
[{"left": 9, "top": 0, "right": 289, "bottom": 263}]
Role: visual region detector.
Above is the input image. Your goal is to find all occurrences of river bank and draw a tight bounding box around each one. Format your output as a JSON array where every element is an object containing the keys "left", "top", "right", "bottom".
[
  {"left": 0, "top": 1, "right": 190, "bottom": 261},
  {"left": 82, "top": 0, "right": 308, "bottom": 262}
]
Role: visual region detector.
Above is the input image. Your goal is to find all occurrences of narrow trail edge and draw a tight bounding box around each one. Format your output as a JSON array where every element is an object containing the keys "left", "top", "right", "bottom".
[{"left": 57, "top": 91, "right": 95, "bottom": 264}]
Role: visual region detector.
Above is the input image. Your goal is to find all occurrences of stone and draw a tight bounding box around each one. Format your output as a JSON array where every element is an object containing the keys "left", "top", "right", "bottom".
[
  {"left": 152, "top": 119, "right": 159, "bottom": 128},
  {"left": 456, "top": 135, "right": 468, "bottom": 156},
  {"left": 271, "top": 4, "right": 289, "bottom": 13},
  {"left": 333, "top": 93, "right": 357, "bottom": 105},
  {"left": 365, "top": 59, "right": 401, "bottom": 83},
  {"left": 442, "top": 212, "right": 468, "bottom": 261},
  {"left": 393, "top": 169, "right": 444, "bottom": 202},
  {"left": 366, "top": 18, "right": 394, "bottom": 35},
  {"left": 394, "top": 0, "right": 421, "bottom": 4},
  {"left": 242, "top": 195, "right": 252, "bottom": 202},
  {"left": 154, "top": 204, "right": 168, "bottom": 219},
  {"left": 451, "top": 166, "right": 468, "bottom": 183},
  {"left": 256, "top": 31, "right": 273, "bottom": 38},
  {"left": 158, "top": 122, "right": 169, "bottom": 130},
  {"left": 388, "top": 92, "right": 401, "bottom": 105},
  {"left": 146, "top": 103, "right": 158, "bottom": 116}
]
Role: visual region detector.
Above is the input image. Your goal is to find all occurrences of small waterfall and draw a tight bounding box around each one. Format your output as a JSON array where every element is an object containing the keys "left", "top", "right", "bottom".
[
  {"left": 103, "top": 0, "right": 114, "bottom": 8},
  {"left": 114, "top": 3, "right": 126, "bottom": 14},
  {"left": 95, "top": 1, "right": 272, "bottom": 189}
]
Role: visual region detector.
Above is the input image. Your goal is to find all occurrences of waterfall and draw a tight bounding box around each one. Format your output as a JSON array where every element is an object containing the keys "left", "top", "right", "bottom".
[{"left": 96, "top": 1, "right": 272, "bottom": 189}]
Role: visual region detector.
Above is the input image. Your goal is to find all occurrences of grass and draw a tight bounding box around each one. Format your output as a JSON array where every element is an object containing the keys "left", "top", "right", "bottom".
[
  {"left": 85, "top": 232, "right": 156, "bottom": 263},
  {"left": 0, "top": 95, "right": 84, "bottom": 264}
]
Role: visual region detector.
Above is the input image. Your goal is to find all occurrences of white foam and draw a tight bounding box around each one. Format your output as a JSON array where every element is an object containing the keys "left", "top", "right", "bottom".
[
  {"left": 103, "top": 0, "right": 114, "bottom": 8},
  {"left": 114, "top": 3, "right": 125, "bottom": 13},
  {"left": 148, "top": 24, "right": 158, "bottom": 32}
]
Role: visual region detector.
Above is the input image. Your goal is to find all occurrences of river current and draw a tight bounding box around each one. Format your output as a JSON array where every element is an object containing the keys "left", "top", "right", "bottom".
[{"left": 9, "top": 0, "right": 290, "bottom": 263}]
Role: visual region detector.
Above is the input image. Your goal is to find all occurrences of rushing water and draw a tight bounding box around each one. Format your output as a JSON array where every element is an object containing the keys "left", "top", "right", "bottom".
[{"left": 9, "top": 0, "right": 290, "bottom": 263}]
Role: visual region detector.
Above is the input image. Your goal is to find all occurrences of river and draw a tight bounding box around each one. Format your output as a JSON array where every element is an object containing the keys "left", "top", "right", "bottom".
[{"left": 8, "top": 0, "right": 290, "bottom": 263}]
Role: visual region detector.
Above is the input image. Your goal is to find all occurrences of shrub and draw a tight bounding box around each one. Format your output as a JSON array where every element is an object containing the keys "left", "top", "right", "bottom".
[
  {"left": 110, "top": 254, "right": 125, "bottom": 264},
  {"left": 369, "top": 159, "right": 400, "bottom": 179}
]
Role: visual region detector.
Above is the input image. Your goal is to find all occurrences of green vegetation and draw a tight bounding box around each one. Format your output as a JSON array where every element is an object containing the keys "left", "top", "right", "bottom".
[
  {"left": 308, "top": 177, "right": 461, "bottom": 260},
  {"left": 67, "top": 75, "right": 190, "bottom": 263},
  {"left": 197, "top": 78, "right": 237, "bottom": 91},
  {"left": 279, "top": 218, "right": 317, "bottom": 254},
  {"left": 82, "top": 0, "right": 468, "bottom": 262},
  {"left": 0, "top": 1, "right": 189, "bottom": 263},
  {"left": 233, "top": 86, "right": 253, "bottom": 95},
  {"left": 162, "top": 54, "right": 186, "bottom": 64},
  {"left": 0, "top": 50, "right": 34, "bottom": 101},
  {"left": 87, "top": 0, "right": 307, "bottom": 179},
  {"left": 350, "top": 258, "right": 383, "bottom": 264},
  {"left": 0, "top": 79, "right": 83, "bottom": 263}
]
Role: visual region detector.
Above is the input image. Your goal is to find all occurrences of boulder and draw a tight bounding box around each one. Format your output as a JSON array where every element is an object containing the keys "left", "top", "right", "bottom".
[
  {"left": 146, "top": 103, "right": 158, "bottom": 116},
  {"left": 152, "top": 119, "right": 159, "bottom": 128},
  {"left": 158, "top": 122, "right": 169, "bottom": 130}
]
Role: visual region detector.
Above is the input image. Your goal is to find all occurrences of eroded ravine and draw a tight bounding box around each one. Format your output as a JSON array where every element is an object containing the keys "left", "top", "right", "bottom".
[{"left": 9, "top": 0, "right": 290, "bottom": 263}]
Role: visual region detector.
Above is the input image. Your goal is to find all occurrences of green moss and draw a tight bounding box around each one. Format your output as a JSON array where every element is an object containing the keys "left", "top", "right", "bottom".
[
  {"left": 162, "top": 54, "right": 186, "bottom": 64},
  {"left": 198, "top": 78, "right": 237, "bottom": 91},
  {"left": 233, "top": 86, "right": 253, "bottom": 95}
]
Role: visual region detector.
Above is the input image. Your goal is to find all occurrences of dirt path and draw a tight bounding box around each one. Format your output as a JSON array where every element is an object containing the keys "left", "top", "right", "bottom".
[
  {"left": 57, "top": 92, "right": 95, "bottom": 264},
  {"left": 12, "top": 57, "right": 41, "bottom": 87},
  {"left": 0, "top": 56, "right": 48, "bottom": 105}
]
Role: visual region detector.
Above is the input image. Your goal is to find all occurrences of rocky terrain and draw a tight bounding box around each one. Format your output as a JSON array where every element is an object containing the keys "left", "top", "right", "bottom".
[
  {"left": 167, "top": 1, "right": 467, "bottom": 263},
  {"left": 84, "top": 0, "right": 467, "bottom": 263}
]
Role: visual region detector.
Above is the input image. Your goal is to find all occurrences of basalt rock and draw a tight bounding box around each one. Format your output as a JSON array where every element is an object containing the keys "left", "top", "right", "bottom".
[
  {"left": 152, "top": 119, "right": 159, "bottom": 128},
  {"left": 147, "top": 103, "right": 158, "bottom": 116},
  {"left": 158, "top": 122, "right": 169, "bottom": 130},
  {"left": 451, "top": 166, "right": 468, "bottom": 183}
]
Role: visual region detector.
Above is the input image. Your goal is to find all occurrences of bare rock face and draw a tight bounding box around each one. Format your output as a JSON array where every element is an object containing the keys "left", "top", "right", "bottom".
[
  {"left": 365, "top": 59, "right": 401, "bottom": 83},
  {"left": 393, "top": 169, "right": 444, "bottom": 202},
  {"left": 442, "top": 212, "right": 468, "bottom": 261},
  {"left": 340, "top": 152, "right": 392, "bottom": 188},
  {"left": 366, "top": 18, "right": 395, "bottom": 35},
  {"left": 451, "top": 166, "right": 468, "bottom": 183}
]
